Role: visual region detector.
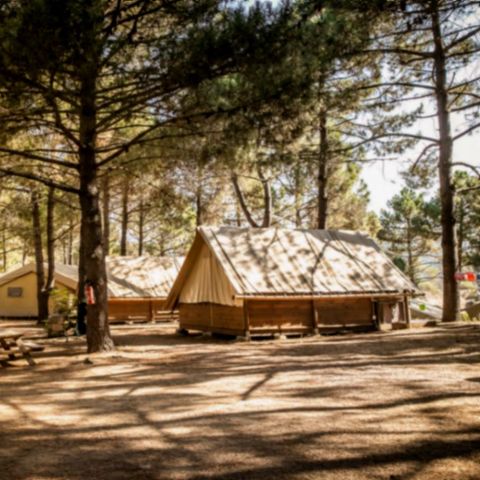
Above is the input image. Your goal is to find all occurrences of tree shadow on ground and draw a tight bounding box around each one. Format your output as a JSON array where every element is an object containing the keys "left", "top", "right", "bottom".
[{"left": 0, "top": 322, "right": 479, "bottom": 480}]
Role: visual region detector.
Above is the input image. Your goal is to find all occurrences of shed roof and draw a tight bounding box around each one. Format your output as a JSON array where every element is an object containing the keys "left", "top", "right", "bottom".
[
  {"left": 0, "top": 256, "right": 183, "bottom": 299},
  {"left": 166, "top": 227, "right": 419, "bottom": 308}
]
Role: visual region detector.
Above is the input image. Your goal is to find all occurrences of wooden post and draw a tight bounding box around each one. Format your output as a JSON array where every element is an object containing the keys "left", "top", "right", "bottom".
[
  {"left": 148, "top": 300, "right": 154, "bottom": 323},
  {"left": 243, "top": 300, "right": 251, "bottom": 340},
  {"left": 312, "top": 299, "right": 319, "bottom": 335},
  {"left": 372, "top": 300, "right": 380, "bottom": 331},
  {"left": 403, "top": 294, "right": 411, "bottom": 328}
]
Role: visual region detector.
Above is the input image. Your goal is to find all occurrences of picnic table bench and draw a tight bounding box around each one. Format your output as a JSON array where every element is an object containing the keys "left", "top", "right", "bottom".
[{"left": 0, "top": 331, "right": 43, "bottom": 367}]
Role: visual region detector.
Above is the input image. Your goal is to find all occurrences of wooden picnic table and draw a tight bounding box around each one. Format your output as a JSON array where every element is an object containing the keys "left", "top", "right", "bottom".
[{"left": 0, "top": 331, "right": 36, "bottom": 367}]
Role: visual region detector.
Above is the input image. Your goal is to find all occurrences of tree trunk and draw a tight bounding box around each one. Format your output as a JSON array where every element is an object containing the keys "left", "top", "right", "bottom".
[
  {"left": 431, "top": 0, "right": 459, "bottom": 322},
  {"left": 31, "top": 189, "right": 48, "bottom": 322},
  {"left": 294, "top": 162, "right": 303, "bottom": 228},
  {"left": 457, "top": 197, "right": 464, "bottom": 272},
  {"left": 1, "top": 228, "right": 6, "bottom": 271},
  {"left": 258, "top": 167, "right": 271, "bottom": 228},
  {"left": 78, "top": 68, "right": 114, "bottom": 353},
  {"left": 120, "top": 176, "right": 129, "bottom": 256},
  {"left": 317, "top": 108, "right": 328, "bottom": 229},
  {"left": 406, "top": 217, "right": 415, "bottom": 284},
  {"left": 102, "top": 173, "right": 110, "bottom": 256},
  {"left": 232, "top": 174, "right": 259, "bottom": 227},
  {"left": 67, "top": 217, "right": 74, "bottom": 265},
  {"left": 195, "top": 185, "right": 203, "bottom": 227},
  {"left": 138, "top": 195, "right": 144, "bottom": 256},
  {"left": 45, "top": 187, "right": 55, "bottom": 297},
  {"left": 231, "top": 172, "right": 271, "bottom": 228}
]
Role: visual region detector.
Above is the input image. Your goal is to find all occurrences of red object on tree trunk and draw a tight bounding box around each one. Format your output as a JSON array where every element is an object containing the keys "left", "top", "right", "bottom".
[
  {"left": 455, "top": 272, "right": 476, "bottom": 282},
  {"left": 85, "top": 284, "right": 96, "bottom": 305}
]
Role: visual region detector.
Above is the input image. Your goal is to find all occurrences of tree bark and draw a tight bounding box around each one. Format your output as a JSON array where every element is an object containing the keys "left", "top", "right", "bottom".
[
  {"left": 102, "top": 173, "right": 110, "bottom": 256},
  {"left": 258, "top": 167, "right": 271, "bottom": 228},
  {"left": 294, "top": 162, "right": 303, "bottom": 228},
  {"left": 231, "top": 171, "right": 271, "bottom": 228},
  {"left": 120, "top": 176, "right": 129, "bottom": 256},
  {"left": 45, "top": 186, "right": 55, "bottom": 297},
  {"left": 31, "top": 189, "right": 48, "bottom": 322},
  {"left": 431, "top": 0, "right": 459, "bottom": 322},
  {"left": 457, "top": 197, "right": 464, "bottom": 272},
  {"left": 138, "top": 194, "right": 145, "bottom": 256},
  {"left": 195, "top": 185, "right": 203, "bottom": 227},
  {"left": 1, "top": 228, "right": 6, "bottom": 272},
  {"left": 78, "top": 66, "right": 114, "bottom": 352},
  {"left": 317, "top": 108, "right": 329, "bottom": 229},
  {"left": 67, "top": 217, "right": 74, "bottom": 265},
  {"left": 232, "top": 174, "right": 259, "bottom": 227}
]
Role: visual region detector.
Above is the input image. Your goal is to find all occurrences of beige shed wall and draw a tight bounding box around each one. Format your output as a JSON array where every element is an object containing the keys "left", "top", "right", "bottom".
[
  {"left": 0, "top": 273, "right": 76, "bottom": 318},
  {"left": 0, "top": 272, "right": 39, "bottom": 317},
  {"left": 179, "top": 242, "right": 237, "bottom": 306}
]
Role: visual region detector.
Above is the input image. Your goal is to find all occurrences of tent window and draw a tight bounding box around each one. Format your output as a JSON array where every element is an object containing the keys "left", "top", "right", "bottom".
[{"left": 7, "top": 287, "right": 23, "bottom": 298}]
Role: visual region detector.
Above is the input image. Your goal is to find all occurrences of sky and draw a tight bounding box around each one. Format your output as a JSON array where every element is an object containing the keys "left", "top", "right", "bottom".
[{"left": 361, "top": 118, "right": 480, "bottom": 214}]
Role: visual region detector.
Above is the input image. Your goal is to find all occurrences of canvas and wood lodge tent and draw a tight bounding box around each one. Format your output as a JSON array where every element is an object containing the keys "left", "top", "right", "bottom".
[
  {"left": 165, "top": 227, "right": 420, "bottom": 337},
  {"left": 0, "top": 256, "right": 182, "bottom": 321}
]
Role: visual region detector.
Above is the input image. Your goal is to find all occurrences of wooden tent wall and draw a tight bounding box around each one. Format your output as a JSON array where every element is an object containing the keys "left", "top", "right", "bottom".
[
  {"left": 108, "top": 298, "right": 178, "bottom": 323},
  {"left": 178, "top": 296, "right": 409, "bottom": 336}
]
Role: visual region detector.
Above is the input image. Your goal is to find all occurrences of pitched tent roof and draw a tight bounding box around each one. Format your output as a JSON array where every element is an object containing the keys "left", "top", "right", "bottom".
[
  {"left": 106, "top": 256, "right": 183, "bottom": 298},
  {"left": 0, "top": 256, "right": 183, "bottom": 298},
  {"left": 166, "top": 226, "right": 420, "bottom": 309}
]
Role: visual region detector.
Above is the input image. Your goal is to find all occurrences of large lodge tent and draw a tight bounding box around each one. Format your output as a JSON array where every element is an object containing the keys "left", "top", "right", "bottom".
[
  {"left": 166, "top": 227, "right": 420, "bottom": 337},
  {"left": 0, "top": 256, "right": 182, "bottom": 322}
]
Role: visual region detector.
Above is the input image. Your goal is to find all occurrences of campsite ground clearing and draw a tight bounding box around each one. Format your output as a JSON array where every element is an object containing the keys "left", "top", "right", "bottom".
[{"left": 1, "top": 321, "right": 479, "bottom": 480}]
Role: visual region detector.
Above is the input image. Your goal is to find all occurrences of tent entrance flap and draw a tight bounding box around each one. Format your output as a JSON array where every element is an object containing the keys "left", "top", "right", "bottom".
[{"left": 179, "top": 243, "right": 237, "bottom": 306}]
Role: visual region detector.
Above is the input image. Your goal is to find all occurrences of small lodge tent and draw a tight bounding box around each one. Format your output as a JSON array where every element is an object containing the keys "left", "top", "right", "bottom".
[
  {"left": 166, "top": 227, "right": 420, "bottom": 336},
  {"left": 0, "top": 256, "right": 182, "bottom": 322},
  {"left": 106, "top": 256, "right": 183, "bottom": 322}
]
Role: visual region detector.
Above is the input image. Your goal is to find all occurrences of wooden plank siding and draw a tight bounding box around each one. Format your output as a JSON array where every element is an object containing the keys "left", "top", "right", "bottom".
[
  {"left": 108, "top": 298, "right": 177, "bottom": 323},
  {"left": 177, "top": 296, "right": 410, "bottom": 337},
  {"left": 179, "top": 303, "right": 245, "bottom": 335},
  {"left": 247, "top": 299, "right": 314, "bottom": 333},
  {"left": 314, "top": 297, "right": 373, "bottom": 327}
]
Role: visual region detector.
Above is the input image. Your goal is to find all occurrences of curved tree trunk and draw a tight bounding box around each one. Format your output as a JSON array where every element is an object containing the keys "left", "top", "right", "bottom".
[{"left": 231, "top": 170, "right": 272, "bottom": 228}]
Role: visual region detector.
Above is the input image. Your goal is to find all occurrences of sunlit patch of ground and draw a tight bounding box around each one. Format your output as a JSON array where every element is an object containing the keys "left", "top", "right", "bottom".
[{"left": 1, "top": 320, "right": 479, "bottom": 480}]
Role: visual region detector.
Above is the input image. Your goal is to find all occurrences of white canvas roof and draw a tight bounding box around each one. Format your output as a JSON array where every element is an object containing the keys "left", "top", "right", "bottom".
[
  {"left": 106, "top": 256, "right": 183, "bottom": 298},
  {"left": 166, "top": 227, "right": 419, "bottom": 309}
]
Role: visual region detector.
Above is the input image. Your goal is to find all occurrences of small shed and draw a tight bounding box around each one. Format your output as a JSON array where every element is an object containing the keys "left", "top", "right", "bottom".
[
  {"left": 165, "top": 227, "right": 419, "bottom": 336},
  {"left": 0, "top": 263, "right": 77, "bottom": 318},
  {"left": 0, "top": 256, "right": 182, "bottom": 321}
]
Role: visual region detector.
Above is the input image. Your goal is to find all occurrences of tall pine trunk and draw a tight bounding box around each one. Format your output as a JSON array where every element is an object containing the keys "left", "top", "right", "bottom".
[
  {"left": 102, "top": 173, "right": 110, "bottom": 256},
  {"left": 1, "top": 229, "right": 6, "bottom": 271},
  {"left": 78, "top": 67, "right": 114, "bottom": 352},
  {"left": 431, "top": 0, "right": 459, "bottom": 322},
  {"left": 317, "top": 109, "right": 328, "bottom": 229},
  {"left": 31, "top": 189, "right": 48, "bottom": 322},
  {"left": 45, "top": 187, "right": 55, "bottom": 298},
  {"left": 120, "top": 177, "right": 129, "bottom": 255},
  {"left": 138, "top": 195, "right": 145, "bottom": 256}
]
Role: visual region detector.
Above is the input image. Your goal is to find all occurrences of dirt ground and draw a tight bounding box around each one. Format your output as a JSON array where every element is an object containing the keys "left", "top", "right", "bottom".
[{"left": 1, "top": 320, "right": 479, "bottom": 480}]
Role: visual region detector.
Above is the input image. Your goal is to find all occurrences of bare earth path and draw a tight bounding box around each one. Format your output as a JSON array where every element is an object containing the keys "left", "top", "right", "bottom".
[{"left": 0, "top": 321, "right": 479, "bottom": 480}]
